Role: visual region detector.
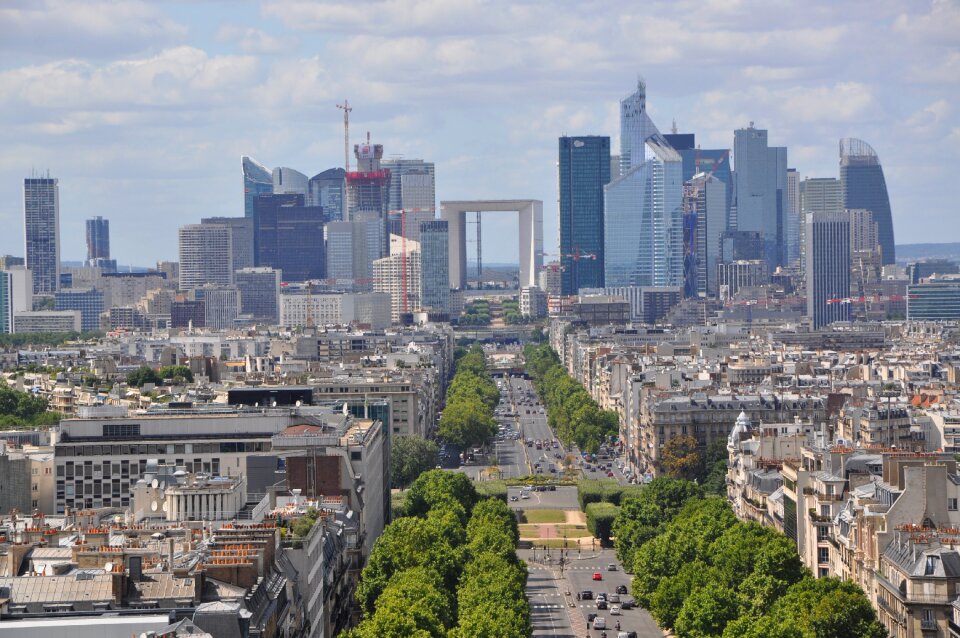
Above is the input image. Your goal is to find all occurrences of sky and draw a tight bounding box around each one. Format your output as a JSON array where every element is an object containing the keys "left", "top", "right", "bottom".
[{"left": 1, "top": 0, "right": 958, "bottom": 267}]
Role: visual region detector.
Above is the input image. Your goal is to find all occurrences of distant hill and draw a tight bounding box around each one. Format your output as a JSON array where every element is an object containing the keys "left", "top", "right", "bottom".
[{"left": 896, "top": 243, "right": 960, "bottom": 262}]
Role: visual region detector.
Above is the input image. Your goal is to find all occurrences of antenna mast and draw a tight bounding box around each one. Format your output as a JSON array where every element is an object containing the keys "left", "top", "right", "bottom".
[{"left": 336, "top": 100, "right": 352, "bottom": 172}]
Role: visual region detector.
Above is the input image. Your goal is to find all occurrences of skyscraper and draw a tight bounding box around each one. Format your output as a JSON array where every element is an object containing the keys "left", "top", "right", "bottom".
[
  {"left": 559, "top": 136, "right": 610, "bottom": 294},
  {"left": 799, "top": 177, "right": 842, "bottom": 272},
  {"left": 242, "top": 156, "right": 273, "bottom": 218},
  {"left": 23, "top": 176, "right": 60, "bottom": 295},
  {"left": 374, "top": 235, "right": 421, "bottom": 322},
  {"left": 685, "top": 172, "right": 726, "bottom": 296},
  {"left": 234, "top": 267, "right": 280, "bottom": 324},
  {"left": 308, "top": 168, "right": 347, "bottom": 221},
  {"left": 54, "top": 288, "right": 104, "bottom": 332},
  {"left": 805, "top": 211, "right": 851, "bottom": 329},
  {"left": 272, "top": 166, "right": 309, "bottom": 198},
  {"left": 348, "top": 140, "right": 391, "bottom": 260},
  {"left": 326, "top": 220, "right": 375, "bottom": 289},
  {"left": 252, "top": 194, "right": 326, "bottom": 283},
  {"left": 732, "top": 125, "right": 787, "bottom": 269},
  {"left": 201, "top": 285, "right": 239, "bottom": 331},
  {"left": 605, "top": 80, "right": 684, "bottom": 289},
  {"left": 201, "top": 217, "right": 254, "bottom": 271},
  {"left": 178, "top": 224, "right": 233, "bottom": 290},
  {"left": 785, "top": 169, "right": 800, "bottom": 266},
  {"left": 85, "top": 216, "right": 110, "bottom": 262},
  {"left": 840, "top": 138, "right": 895, "bottom": 264},
  {"left": 419, "top": 220, "right": 449, "bottom": 313}
]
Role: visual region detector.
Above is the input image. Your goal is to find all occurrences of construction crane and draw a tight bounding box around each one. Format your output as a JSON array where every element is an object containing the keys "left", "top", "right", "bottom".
[{"left": 336, "top": 100, "right": 352, "bottom": 172}]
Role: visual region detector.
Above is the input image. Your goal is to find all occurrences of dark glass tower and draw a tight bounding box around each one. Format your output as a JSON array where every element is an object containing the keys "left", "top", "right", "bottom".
[
  {"left": 559, "top": 136, "right": 610, "bottom": 294},
  {"left": 840, "top": 138, "right": 894, "bottom": 265},
  {"left": 242, "top": 156, "right": 273, "bottom": 218},
  {"left": 85, "top": 216, "right": 110, "bottom": 261},
  {"left": 253, "top": 194, "right": 326, "bottom": 282}
]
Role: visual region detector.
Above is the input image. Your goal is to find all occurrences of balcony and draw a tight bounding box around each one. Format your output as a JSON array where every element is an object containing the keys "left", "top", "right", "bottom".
[{"left": 921, "top": 618, "right": 938, "bottom": 631}]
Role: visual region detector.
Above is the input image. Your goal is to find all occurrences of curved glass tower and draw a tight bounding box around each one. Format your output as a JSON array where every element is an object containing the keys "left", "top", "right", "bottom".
[
  {"left": 242, "top": 156, "right": 273, "bottom": 218},
  {"left": 840, "top": 138, "right": 894, "bottom": 264}
]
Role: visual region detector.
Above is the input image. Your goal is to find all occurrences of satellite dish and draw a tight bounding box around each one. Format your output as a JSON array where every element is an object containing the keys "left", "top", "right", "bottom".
[
  {"left": 151, "top": 479, "right": 159, "bottom": 489},
  {"left": 150, "top": 501, "right": 158, "bottom": 512}
]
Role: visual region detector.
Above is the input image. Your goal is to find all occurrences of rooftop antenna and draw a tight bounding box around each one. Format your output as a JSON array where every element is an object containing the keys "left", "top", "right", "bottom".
[
  {"left": 336, "top": 100, "right": 352, "bottom": 172},
  {"left": 671, "top": 119, "right": 678, "bottom": 135}
]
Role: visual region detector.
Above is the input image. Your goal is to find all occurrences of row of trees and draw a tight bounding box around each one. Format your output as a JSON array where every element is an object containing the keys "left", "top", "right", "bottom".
[
  {"left": 523, "top": 344, "right": 618, "bottom": 453},
  {"left": 0, "top": 383, "right": 60, "bottom": 429},
  {"left": 436, "top": 346, "right": 499, "bottom": 448},
  {"left": 613, "top": 478, "right": 886, "bottom": 638},
  {"left": 660, "top": 435, "right": 728, "bottom": 495},
  {"left": 0, "top": 331, "right": 103, "bottom": 348},
  {"left": 501, "top": 299, "right": 530, "bottom": 325},
  {"left": 126, "top": 364, "right": 194, "bottom": 387},
  {"left": 347, "top": 470, "right": 529, "bottom": 637},
  {"left": 458, "top": 300, "right": 491, "bottom": 326}
]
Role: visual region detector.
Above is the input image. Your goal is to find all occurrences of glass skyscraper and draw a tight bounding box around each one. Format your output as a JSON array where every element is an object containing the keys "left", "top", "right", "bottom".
[
  {"left": 253, "top": 194, "right": 326, "bottom": 283},
  {"left": 23, "top": 176, "right": 60, "bottom": 295},
  {"left": 733, "top": 125, "right": 787, "bottom": 270},
  {"left": 309, "top": 168, "right": 347, "bottom": 221},
  {"left": 85, "top": 216, "right": 110, "bottom": 262},
  {"left": 419, "top": 220, "right": 449, "bottom": 313},
  {"left": 242, "top": 156, "right": 273, "bottom": 218},
  {"left": 840, "top": 138, "right": 895, "bottom": 264},
  {"left": 559, "top": 135, "right": 610, "bottom": 294},
  {"left": 605, "top": 81, "right": 684, "bottom": 288}
]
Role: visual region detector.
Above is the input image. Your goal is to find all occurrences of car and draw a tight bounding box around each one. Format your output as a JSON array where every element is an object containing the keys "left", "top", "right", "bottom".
[
  {"left": 592, "top": 572, "right": 602, "bottom": 581},
  {"left": 615, "top": 584, "right": 628, "bottom": 594},
  {"left": 520, "top": 493, "right": 529, "bottom": 500},
  {"left": 509, "top": 495, "right": 518, "bottom": 502},
  {"left": 607, "top": 563, "right": 618, "bottom": 571},
  {"left": 608, "top": 594, "right": 620, "bottom": 603},
  {"left": 619, "top": 633, "right": 638, "bottom": 638},
  {"left": 593, "top": 617, "right": 606, "bottom": 630},
  {"left": 580, "top": 590, "right": 593, "bottom": 600},
  {"left": 586, "top": 612, "right": 597, "bottom": 623},
  {"left": 620, "top": 598, "right": 637, "bottom": 610},
  {"left": 596, "top": 600, "right": 607, "bottom": 610},
  {"left": 610, "top": 605, "right": 621, "bottom": 616},
  {"left": 548, "top": 484, "right": 556, "bottom": 491},
  {"left": 596, "top": 592, "right": 607, "bottom": 601},
  {"left": 607, "top": 471, "right": 615, "bottom": 477}
]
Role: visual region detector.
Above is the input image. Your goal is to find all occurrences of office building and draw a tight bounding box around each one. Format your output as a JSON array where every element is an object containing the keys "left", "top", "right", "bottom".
[
  {"left": 279, "top": 292, "right": 391, "bottom": 329},
  {"left": 520, "top": 286, "right": 547, "bottom": 319},
  {"left": 374, "top": 236, "right": 421, "bottom": 322},
  {"left": 685, "top": 172, "right": 727, "bottom": 296},
  {"left": 178, "top": 224, "right": 233, "bottom": 290},
  {"left": 718, "top": 260, "right": 769, "bottom": 300},
  {"left": 0, "top": 256, "right": 24, "bottom": 270},
  {"left": 13, "top": 310, "right": 81, "bottom": 333},
  {"left": 382, "top": 159, "right": 435, "bottom": 242},
  {"left": 23, "top": 176, "right": 60, "bottom": 295},
  {"left": 171, "top": 298, "right": 204, "bottom": 329},
  {"left": 202, "top": 216, "right": 254, "bottom": 270},
  {"left": 252, "top": 194, "right": 325, "bottom": 282},
  {"left": 907, "top": 276, "right": 960, "bottom": 321},
  {"left": 273, "top": 166, "right": 309, "bottom": 198},
  {"left": 539, "top": 262, "right": 562, "bottom": 297},
  {"left": 641, "top": 286, "right": 683, "bottom": 324},
  {"left": 664, "top": 132, "right": 732, "bottom": 242},
  {"left": 907, "top": 260, "right": 959, "bottom": 284},
  {"left": 805, "top": 211, "right": 851, "bottom": 328},
  {"left": 308, "top": 167, "right": 347, "bottom": 221},
  {"left": 840, "top": 138, "right": 895, "bottom": 264},
  {"left": 326, "top": 220, "right": 371, "bottom": 287},
  {"left": 0, "top": 267, "right": 32, "bottom": 333},
  {"left": 720, "top": 230, "right": 765, "bottom": 264},
  {"left": 848, "top": 209, "right": 879, "bottom": 252},
  {"left": 235, "top": 267, "right": 281, "bottom": 324},
  {"left": 559, "top": 136, "right": 610, "bottom": 294},
  {"left": 201, "top": 285, "right": 239, "bottom": 330},
  {"left": 85, "top": 216, "right": 110, "bottom": 263},
  {"left": 785, "top": 168, "right": 800, "bottom": 265},
  {"left": 605, "top": 80, "right": 683, "bottom": 289},
  {"left": 242, "top": 156, "right": 273, "bottom": 218},
  {"left": 799, "top": 177, "right": 842, "bottom": 271},
  {"left": 733, "top": 124, "right": 787, "bottom": 269},
  {"left": 54, "top": 288, "right": 103, "bottom": 332},
  {"left": 419, "top": 220, "right": 449, "bottom": 313}
]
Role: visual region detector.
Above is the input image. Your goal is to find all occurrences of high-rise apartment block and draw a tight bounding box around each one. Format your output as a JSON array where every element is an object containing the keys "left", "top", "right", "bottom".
[
  {"left": 732, "top": 125, "right": 787, "bottom": 269},
  {"left": 840, "top": 138, "right": 895, "bottom": 264},
  {"left": 252, "top": 194, "right": 325, "bottom": 282},
  {"left": 200, "top": 285, "right": 239, "bottom": 330},
  {"left": 805, "top": 211, "right": 851, "bottom": 328},
  {"left": 559, "top": 136, "right": 610, "bottom": 294},
  {"left": 178, "top": 224, "right": 233, "bottom": 290},
  {"left": 235, "top": 267, "right": 281, "bottom": 324},
  {"left": 419, "top": 221, "right": 449, "bottom": 313},
  {"left": 23, "top": 177, "right": 60, "bottom": 295},
  {"left": 85, "top": 216, "right": 110, "bottom": 264},
  {"left": 605, "top": 80, "right": 683, "bottom": 289},
  {"left": 242, "top": 156, "right": 273, "bottom": 218}
]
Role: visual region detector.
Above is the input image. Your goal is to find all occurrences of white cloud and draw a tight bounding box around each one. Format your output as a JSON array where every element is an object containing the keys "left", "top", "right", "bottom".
[{"left": 216, "top": 25, "right": 294, "bottom": 55}]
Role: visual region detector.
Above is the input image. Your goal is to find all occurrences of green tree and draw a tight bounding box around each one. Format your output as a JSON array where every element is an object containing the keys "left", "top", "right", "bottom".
[
  {"left": 391, "top": 436, "right": 439, "bottom": 489},
  {"left": 650, "top": 560, "right": 721, "bottom": 629},
  {"left": 158, "top": 365, "right": 194, "bottom": 383},
  {"left": 351, "top": 567, "right": 451, "bottom": 637},
  {"left": 127, "top": 365, "right": 162, "bottom": 387},
  {"left": 405, "top": 470, "right": 479, "bottom": 520},
  {"left": 701, "top": 439, "right": 729, "bottom": 495},
  {"left": 437, "top": 397, "right": 497, "bottom": 448},
  {"left": 661, "top": 434, "right": 704, "bottom": 480},
  {"left": 673, "top": 582, "right": 742, "bottom": 638}
]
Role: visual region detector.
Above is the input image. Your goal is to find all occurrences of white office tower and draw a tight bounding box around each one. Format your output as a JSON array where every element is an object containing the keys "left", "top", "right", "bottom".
[
  {"left": 178, "top": 224, "right": 234, "bottom": 290},
  {"left": 201, "top": 285, "right": 240, "bottom": 331}
]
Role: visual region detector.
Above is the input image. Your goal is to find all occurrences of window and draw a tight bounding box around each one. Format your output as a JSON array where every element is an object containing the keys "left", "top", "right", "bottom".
[
  {"left": 818, "top": 548, "right": 829, "bottom": 564},
  {"left": 102, "top": 423, "right": 140, "bottom": 438},
  {"left": 949, "top": 498, "right": 958, "bottom": 511}
]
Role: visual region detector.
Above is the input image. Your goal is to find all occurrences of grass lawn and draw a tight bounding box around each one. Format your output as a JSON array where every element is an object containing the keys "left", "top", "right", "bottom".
[{"left": 523, "top": 509, "right": 567, "bottom": 524}]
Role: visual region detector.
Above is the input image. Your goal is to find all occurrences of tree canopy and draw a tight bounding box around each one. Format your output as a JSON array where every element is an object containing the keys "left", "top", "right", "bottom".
[
  {"left": 0, "top": 384, "right": 59, "bottom": 429},
  {"left": 391, "top": 436, "right": 439, "bottom": 489}
]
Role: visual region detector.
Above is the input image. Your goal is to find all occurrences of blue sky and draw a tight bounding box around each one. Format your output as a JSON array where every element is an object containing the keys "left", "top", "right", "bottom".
[{"left": 1, "top": 0, "right": 958, "bottom": 266}]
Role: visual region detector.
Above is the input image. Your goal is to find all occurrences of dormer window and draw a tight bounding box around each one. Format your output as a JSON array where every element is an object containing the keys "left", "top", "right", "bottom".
[{"left": 925, "top": 555, "right": 940, "bottom": 576}]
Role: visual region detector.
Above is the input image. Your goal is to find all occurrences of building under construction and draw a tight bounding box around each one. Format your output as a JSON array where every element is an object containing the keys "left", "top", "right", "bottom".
[{"left": 347, "top": 139, "right": 391, "bottom": 260}]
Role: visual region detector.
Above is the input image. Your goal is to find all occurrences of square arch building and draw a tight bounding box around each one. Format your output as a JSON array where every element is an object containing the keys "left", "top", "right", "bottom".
[{"left": 441, "top": 200, "right": 543, "bottom": 289}]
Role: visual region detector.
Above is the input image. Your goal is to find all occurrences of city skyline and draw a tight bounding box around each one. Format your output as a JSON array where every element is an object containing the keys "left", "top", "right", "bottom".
[{"left": 0, "top": 1, "right": 957, "bottom": 266}]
